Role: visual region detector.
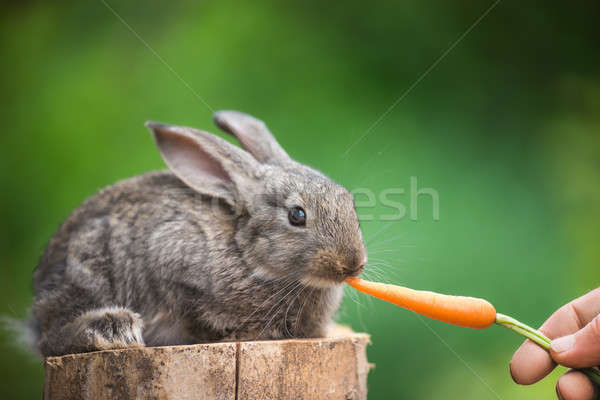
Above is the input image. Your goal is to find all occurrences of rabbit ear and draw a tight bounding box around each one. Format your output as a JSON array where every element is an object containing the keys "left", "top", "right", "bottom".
[
  {"left": 213, "top": 110, "right": 291, "bottom": 166},
  {"left": 146, "top": 121, "right": 261, "bottom": 207}
]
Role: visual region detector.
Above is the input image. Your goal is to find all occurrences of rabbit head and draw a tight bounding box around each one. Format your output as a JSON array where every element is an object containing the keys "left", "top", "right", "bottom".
[{"left": 146, "top": 111, "right": 366, "bottom": 289}]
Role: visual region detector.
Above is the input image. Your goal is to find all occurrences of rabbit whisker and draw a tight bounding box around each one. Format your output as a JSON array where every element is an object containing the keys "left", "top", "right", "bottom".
[
  {"left": 234, "top": 273, "right": 302, "bottom": 335},
  {"left": 366, "top": 258, "right": 406, "bottom": 269},
  {"left": 257, "top": 281, "right": 304, "bottom": 340},
  {"left": 367, "top": 249, "right": 411, "bottom": 256},
  {"left": 361, "top": 269, "right": 385, "bottom": 285},
  {"left": 367, "top": 242, "right": 415, "bottom": 251},
  {"left": 366, "top": 271, "right": 386, "bottom": 283},
  {"left": 366, "top": 234, "right": 408, "bottom": 248},
  {"left": 294, "top": 287, "right": 315, "bottom": 335},
  {"left": 365, "top": 221, "right": 397, "bottom": 245},
  {"left": 344, "top": 285, "right": 366, "bottom": 310},
  {"left": 259, "top": 281, "right": 304, "bottom": 339},
  {"left": 284, "top": 283, "right": 310, "bottom": 338}
]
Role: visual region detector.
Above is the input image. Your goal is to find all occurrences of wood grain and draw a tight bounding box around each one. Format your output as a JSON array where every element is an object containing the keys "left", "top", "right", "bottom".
[{"left": 43, "top": 328, "right": 371, "bottom": 400}]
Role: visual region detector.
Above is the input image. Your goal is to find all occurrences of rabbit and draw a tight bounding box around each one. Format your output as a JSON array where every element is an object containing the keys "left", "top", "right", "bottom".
[{"left": 29, "top": 110, "right": 367, "bottom": 357}]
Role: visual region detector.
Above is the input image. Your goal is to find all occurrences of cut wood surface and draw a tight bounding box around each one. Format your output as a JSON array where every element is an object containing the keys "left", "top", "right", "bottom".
[{"left": 43, "top": 326, "right": 371, "bottom": 400}]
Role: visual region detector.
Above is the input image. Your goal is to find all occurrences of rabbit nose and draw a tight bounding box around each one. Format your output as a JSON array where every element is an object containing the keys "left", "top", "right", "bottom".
[
  {"left": 359, "top": 254, "right": 367, "bottom": 268},
  {"left": 357, "top": 249, "right": 367, "bottom": 268},
  {"left": 344, "top": 251, "right": 367, "bottom": 276}
]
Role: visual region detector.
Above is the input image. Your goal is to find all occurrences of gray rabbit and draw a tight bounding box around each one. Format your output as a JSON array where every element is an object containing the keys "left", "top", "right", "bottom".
[{"left": 29, "top": 111, "right": 367, "bottom": 357}]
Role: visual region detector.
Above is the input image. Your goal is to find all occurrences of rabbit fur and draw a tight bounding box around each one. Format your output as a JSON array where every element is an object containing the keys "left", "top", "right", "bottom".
[{"left": 29, "top": 111, "right": 367, "bottom": 357}]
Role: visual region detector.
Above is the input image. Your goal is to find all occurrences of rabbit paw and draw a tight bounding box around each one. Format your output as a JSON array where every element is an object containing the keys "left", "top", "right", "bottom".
[{"left": 77, "top": 307, "right": 145, "bottom": 351}]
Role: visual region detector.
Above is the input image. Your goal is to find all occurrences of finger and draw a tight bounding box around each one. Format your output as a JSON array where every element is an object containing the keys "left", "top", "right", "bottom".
[
  {"left": 510, "top": 339, "right": 556, "bottom": 384},
  {"left": 551, "top": 314, "right": 600, "bottom": 368},
  {"left": 556, "top": 370, "right": 597, "bottom": 400},
  {"left": 510, "top": 287, "right": 600, "bottom": 385},
  {"left": 543, "top": 287, "right": 600, "bottom": 339}
]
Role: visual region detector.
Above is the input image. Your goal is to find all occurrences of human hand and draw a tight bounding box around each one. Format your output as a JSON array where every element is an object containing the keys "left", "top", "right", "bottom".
[{"left": 510, "top": 287, "right": 600, "bottom": 399}]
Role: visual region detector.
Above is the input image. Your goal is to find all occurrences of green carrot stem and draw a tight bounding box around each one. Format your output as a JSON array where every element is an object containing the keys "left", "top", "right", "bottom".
[{"left": 495, "top": 313, "right": 600, "bottom": 386}]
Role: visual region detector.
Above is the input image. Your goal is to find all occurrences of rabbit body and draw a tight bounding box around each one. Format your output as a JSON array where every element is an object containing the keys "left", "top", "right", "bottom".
[{"left": 31, "top": 111, "right": 366, "bottom": 357}]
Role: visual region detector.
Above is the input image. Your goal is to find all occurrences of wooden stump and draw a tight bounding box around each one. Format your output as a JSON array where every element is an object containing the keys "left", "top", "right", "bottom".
[{"left": 43, "top": 327, "right": 371, "bottom": 400}]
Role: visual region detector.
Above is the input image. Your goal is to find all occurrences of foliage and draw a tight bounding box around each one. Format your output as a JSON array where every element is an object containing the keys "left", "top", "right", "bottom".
[{"left": 1, "top": 1, "right": 598, "bottom": 398}]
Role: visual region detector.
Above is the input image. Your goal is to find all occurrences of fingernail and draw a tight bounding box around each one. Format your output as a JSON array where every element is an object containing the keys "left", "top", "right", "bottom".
[{"left": 551, "top": 335, "right": 575, "bottom": 353}]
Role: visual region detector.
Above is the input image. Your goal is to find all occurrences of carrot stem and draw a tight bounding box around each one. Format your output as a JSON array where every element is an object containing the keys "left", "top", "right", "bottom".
[
  {"left": 495, "top": 313, "right": 550, "bottom": 350},
  {"left": 495, "top": 313, "right": 600, "bottom": 385}
]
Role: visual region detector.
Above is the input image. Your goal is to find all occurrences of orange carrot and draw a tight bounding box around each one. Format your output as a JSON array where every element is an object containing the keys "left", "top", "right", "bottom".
[{"left": 345, "top": 277, "right": 496, "bottom": 329}]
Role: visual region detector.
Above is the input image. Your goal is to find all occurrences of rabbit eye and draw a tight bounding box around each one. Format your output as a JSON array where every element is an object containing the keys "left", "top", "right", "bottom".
[{"left": 288, "top": 206, "right": 306, "bottom": 226}]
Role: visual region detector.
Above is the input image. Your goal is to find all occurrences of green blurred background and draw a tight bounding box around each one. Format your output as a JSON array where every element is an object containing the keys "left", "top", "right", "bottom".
[{"left": 1, "top": 1, "right": 599, "bottom": 398}]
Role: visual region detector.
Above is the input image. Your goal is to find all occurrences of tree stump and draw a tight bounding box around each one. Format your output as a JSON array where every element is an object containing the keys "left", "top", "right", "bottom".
[{"left": 43, "top": 326, "right": 371, "bottom": 400}]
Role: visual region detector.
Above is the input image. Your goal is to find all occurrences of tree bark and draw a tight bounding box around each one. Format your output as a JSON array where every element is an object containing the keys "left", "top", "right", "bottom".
[{"left": 43, "top": 327, "right": 371, "bottom": 400}]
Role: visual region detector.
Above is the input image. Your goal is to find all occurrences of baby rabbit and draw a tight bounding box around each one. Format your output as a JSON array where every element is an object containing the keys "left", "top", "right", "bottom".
[{"left": 30, "top": 111, "right": 366, "bottom": 357}]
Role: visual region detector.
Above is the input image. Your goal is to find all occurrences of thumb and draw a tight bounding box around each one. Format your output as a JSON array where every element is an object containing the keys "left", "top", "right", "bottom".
[{"left": 550, "top": 314, "right": 600, "bottom": 368}]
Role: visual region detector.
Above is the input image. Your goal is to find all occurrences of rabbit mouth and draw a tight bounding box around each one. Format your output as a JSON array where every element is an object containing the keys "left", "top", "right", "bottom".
[
  {"left": 303, "top": 250, "right": 366, "bottom": 288},
  {"left": 301, "top": 266, "right": 364, "bottom": 288}
]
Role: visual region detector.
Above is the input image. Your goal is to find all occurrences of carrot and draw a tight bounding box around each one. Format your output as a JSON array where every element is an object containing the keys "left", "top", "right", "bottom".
[
  {"left": 344, "top": 278, "right": 600, "bottom": 384},
  {"left": 345, "top": 277, "right": 496, "bottom": 329}
]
